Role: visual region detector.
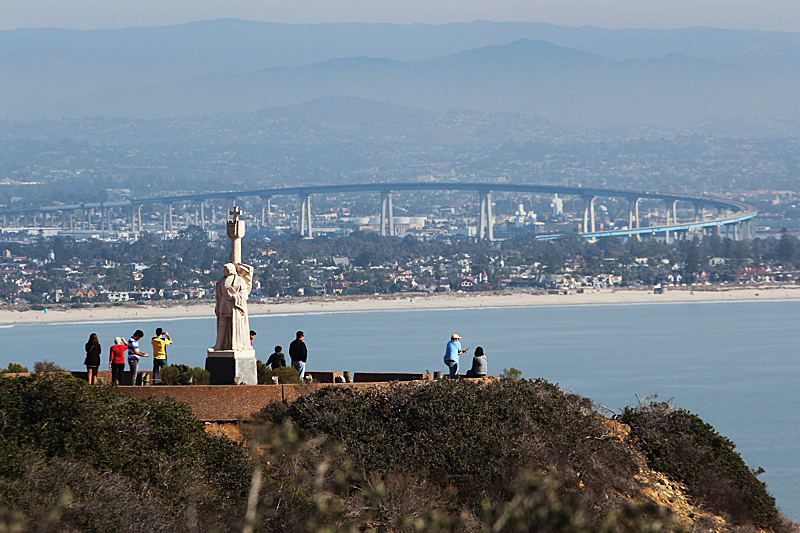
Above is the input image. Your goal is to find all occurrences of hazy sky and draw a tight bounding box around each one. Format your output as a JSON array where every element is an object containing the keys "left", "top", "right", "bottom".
[{"left": 1, "top": 0, "right": 799, "bottom": 32}]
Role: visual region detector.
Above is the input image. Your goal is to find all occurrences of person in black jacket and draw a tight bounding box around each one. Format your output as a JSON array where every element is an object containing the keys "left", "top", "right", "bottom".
[
  {"left": 289, "top": 331, "right": 307, "bottom": 380},
  {"left": 83, "top": 333, "right": 101, "bottom": 385},
  {"left": 266, "top": 345, "right": 286, "bottom": 370}
]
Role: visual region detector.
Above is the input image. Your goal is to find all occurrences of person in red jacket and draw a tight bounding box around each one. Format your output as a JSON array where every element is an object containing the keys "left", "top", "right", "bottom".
[{"left": 109, "top": 337, "right": 128, "bottom": 385}]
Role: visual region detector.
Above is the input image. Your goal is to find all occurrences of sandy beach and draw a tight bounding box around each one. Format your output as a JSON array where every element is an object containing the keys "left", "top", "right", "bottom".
[{"left": 2, "top": 286, "right": 799, "bottom": 325}]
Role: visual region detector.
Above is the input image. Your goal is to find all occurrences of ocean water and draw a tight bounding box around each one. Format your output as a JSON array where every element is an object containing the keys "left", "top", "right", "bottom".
[{"left": 2, "top": 299, "right": 798, "bottom": 519}]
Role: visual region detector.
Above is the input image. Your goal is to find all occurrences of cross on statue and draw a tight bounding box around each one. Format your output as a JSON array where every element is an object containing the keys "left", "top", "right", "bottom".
[{"left": 227, "top": 206, "right": 246, "bottom": 265}]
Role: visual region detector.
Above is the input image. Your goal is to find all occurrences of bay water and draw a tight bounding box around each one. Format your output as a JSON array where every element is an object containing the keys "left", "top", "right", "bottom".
[{"left": 2, "top": 299, "right": 798, "bottom": 519}]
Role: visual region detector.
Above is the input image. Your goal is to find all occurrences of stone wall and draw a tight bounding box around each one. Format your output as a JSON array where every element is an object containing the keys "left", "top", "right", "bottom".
[{"left": 122, "top": 382, "right": 390, "bottom": 421}]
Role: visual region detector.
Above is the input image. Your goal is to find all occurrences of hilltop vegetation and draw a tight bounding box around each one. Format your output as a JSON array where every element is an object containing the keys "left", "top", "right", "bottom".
[
  {"left": 0, "top": 373, "right": 251, "bottom": 532},
  {"left": 0, "top": 373, "right": 796, "bottom": 532}
]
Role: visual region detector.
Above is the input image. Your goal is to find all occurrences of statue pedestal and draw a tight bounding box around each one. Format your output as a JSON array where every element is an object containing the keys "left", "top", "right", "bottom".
[{"left": 205, "top": 348, "right": 257, "bottom": 385}]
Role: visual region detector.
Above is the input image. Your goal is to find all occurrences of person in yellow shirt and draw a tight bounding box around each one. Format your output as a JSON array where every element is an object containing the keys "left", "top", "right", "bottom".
[{"left": 151, "top": 328, "right": 172, "bottom": 384}]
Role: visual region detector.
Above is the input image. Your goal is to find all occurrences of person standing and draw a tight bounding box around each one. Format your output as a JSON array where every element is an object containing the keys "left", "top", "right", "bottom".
[
  {"left": 151, "top": 328, "right": 172, "bottom": 385},
  {"left": 84, "top": 333, "right": 101, "bottom": 385},
  {"left": 109, "top": 337, "right": 127, "bottom": 385},
  {"left": 250, "top": 330, "right": 257, "bottom": 347},
  {"left": 289, "top": 331, "right": 308, "bottom": 380},
  {"left": 443, "top": 333, "right": 467, "bottom": 379},
  {"left": 266, "top": 345, "right": 286, "bottom": 370},
  {"left": 127, "top": 330, "right": 150, "bottom": 385},
  {"left": 465, "top": 346, "right": 488, "bottom": 378}
]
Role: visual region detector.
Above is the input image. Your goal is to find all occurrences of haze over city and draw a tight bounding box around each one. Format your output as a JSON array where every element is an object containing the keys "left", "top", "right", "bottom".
[{"left": 2, "top": 0, "right": 800, "bottom": 31}]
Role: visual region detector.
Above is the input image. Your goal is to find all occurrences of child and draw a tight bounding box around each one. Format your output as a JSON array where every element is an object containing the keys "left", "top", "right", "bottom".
[{"left": 266, "top": 345, "right": 286, "bottom": 370}]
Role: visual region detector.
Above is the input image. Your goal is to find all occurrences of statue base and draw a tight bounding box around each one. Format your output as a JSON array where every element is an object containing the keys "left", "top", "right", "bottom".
[{"left": 205, "top": 348, "right": 257, "bottom": 385}]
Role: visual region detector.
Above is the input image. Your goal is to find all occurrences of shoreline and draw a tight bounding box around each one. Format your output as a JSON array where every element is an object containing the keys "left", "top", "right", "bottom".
[{"left": 2, "top": 286, "right": 800, "bottom": 325}]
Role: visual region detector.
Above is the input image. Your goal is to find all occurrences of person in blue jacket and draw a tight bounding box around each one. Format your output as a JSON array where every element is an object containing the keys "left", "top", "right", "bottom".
[{"left": 443, "top": 333, "right": 467, "bottom": 378}]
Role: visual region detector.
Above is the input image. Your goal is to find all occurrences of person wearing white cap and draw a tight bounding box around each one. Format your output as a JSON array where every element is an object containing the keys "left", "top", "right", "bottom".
[{"left": 443, "top": 333, "right": 467, "bottom": 378}]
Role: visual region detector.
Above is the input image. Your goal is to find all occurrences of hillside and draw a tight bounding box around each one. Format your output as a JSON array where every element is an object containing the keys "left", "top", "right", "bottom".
[{"left": 0, "top": 372, "right": 796, "bottom": 532}]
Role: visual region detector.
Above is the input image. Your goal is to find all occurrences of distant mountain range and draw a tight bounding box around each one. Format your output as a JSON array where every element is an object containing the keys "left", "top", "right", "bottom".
[{"left": 4, "top": 20, "right": 800, "bottom": 126}]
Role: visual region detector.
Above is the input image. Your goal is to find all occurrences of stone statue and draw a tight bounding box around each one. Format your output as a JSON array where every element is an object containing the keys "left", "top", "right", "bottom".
[
  {"left": 206, "top": 206, "right": 257, "bottom": 384},
  {"left": 213, "top": 262, "right": 253, "bottom": 351}
]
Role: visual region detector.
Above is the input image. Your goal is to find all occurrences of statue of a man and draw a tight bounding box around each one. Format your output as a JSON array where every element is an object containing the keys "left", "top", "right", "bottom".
[{"left": 214, "top": 262, "right": 254, "bottom": 351}]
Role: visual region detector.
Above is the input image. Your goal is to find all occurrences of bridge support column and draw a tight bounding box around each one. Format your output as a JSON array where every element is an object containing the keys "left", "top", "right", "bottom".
[
  {"left": 664, "top": 200, "right": 677, "bottom": 244},
  {"left": 380, "top": 191, "right": 394, "bottom": 237},
  {"left": 582, "top": 196, "right": 596, "bottom": 234},
  {"left": 479, "top": 194, "right": 486, "bottom": 240},
  {"left": 388, "top": 193, "right": 395, "bottom": 237},
  {"left": 260, "top": 196, "right": 271, "bottom": 228},
  {"left": 200, "top": 203, "right": 205, "bottom": 230},
  {"left": 299, "top": 194, "right": 312, "bottom": 238},
  {"left": 478, "top": 190, "right": 494, "bottom": 240},
  {"left": 162, "top": 207, "right": 168, "bottom": 234},
  {"left": 487, "top": 191, "right": 493, "bottom": 240},
  {"left": 169, "top": 204, "right": 174, "bottom": 233}
]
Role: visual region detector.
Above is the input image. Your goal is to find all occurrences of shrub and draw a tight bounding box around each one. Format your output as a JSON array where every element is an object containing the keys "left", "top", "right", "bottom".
[
  {"left": 0, "top": 373, "right": 251, "bottom": 532},
  {"left": 259, "top": 378, "right": 639, "bottom": 515},
  {"left": 619, "top": 401, "right": 779, "bottom": 529},
  {"left": 256, "top": 360, "right": 270, "bottom": 384},
  {"left": 502, "top": 367, "right": 523, "bottom": 382},
  {"left": 257, "top": 361, "right": 299, "bottom": 384},
  {"left": 0, "top": 363, "right": 28, "bottom": 374},
  {"left": 244, "top": 419, "right": 677, "bottom": 533},
  {"left": 160, "top": 364, "right": 210, "bottom": 385},
  {"left": 189, "top": 366, "right": 210, "bottom": 385},
  {"left": 159, "top": 364, "right": 182, "bottom": 385},
  {"left": 33, "top": 360, "right": 64, "bottom": 373}
]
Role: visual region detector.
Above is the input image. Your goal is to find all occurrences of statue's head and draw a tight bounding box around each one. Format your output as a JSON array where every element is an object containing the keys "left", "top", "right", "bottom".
[{"left": 223, "top": 263, "right": 236, "bottom": 276}]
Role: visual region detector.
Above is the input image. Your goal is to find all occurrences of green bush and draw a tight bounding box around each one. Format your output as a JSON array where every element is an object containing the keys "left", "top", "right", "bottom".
[
  {"left": 247, "top": 415, "right": 676, "bottom": 533},
  {"left": 619, "top": 401, "right": 779, "bottom": 529},
  {"left": 159, "top": 364, "right": 182, "bottom": 385},
  {"left": 259, "top": 378, "right": 639, "bottom": 514},
  {"left": 160, "top": 364, "right": 209, "bottom": 385},
  {"left": 189, "top": 366, "right": 210, "bottom": 385},
  {"left": 0, "top": 363, "right": 28, "bottom": 374},
  {"left": 257, "top": 361, "right": 299, "bottom": 384},
  {"left": 256, "top": 360, "right": 270, "bottom": 384},
  {"left": 0, "top": 373, "right": 251, "bottom": 532},
  {"left": 33, "top": 360, "right": 64, "bottom": 373}
]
